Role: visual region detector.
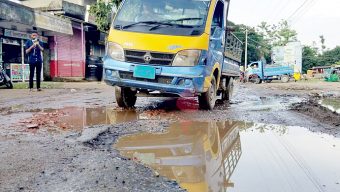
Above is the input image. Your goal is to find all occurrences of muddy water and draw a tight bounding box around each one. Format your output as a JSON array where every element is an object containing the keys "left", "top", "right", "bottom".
[
  {"left": 320, "top": 98, "right": 340, "bottom": 114},
  {"left": 115, "top": 121, "right": 340, "bottom": 192},
  {"left": 26, "top": 107, "right": 139, "bottom": 130}
]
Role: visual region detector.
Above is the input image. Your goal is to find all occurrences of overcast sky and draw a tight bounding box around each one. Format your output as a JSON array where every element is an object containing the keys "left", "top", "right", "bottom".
[{"left": 229, "top": 0, "right": 340, "bottom": 49}]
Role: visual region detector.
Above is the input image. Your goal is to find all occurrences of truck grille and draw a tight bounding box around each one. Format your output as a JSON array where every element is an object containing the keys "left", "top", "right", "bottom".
[
  {"left": 119, "top": 71, "right": 173, "bottom": 84},
  {"left": 125, "top": 50, "right": 174, "bottom": 66}
]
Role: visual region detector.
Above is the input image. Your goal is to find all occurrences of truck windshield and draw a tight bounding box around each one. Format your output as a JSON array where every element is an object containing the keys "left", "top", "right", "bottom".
[{"left": 113, "top": 0, "right": 211, "bottom": 36}]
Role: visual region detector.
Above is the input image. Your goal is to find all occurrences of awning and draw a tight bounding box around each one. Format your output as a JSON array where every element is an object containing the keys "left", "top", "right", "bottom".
[{"left": 34, "top": 11, "right": 73, "bottom": 35}]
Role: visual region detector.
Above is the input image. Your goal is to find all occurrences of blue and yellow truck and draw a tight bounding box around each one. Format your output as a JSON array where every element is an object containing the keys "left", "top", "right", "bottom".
[{"left": 103, "top": 0, "right": 242, "bottom": 109}]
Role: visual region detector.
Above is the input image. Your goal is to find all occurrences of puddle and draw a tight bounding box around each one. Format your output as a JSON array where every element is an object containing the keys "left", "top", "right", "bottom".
[
  {"left": 115, "top": 121, "right": 340, "bottom": 192},
  {"left": 320, "top": 98, "right": 340, "bottom": 114},
  {"left": 20, "top": 106, "right": 187, "bottom": 131},
  {"left": 20, "top": 107, "right": 140, "bottom": 131}
]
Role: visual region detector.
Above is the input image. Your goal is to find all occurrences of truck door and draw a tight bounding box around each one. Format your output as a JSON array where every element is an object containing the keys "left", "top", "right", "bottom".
[{"left": 209, "top": 0, "right": 225, "bottom": 69}]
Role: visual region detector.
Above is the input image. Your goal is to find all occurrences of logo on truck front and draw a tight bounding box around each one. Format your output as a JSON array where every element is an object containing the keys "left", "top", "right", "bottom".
[
  {"left": 144, "top": 54, "right": 152, "bottom": 63},
  {"left": 168, "top": 45, "right": 182, "bottom": 50}
]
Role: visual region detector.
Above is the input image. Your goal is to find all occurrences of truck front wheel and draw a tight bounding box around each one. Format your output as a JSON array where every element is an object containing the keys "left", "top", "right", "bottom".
[
  {"left": 199, "top": 76, "right": 217, "bottom": 110},
  {"left": 281, "top": 75, "right": 290, "bottom": 83},
  {"left": 115, "top": 86, "right": 137, "bottom": 108}
]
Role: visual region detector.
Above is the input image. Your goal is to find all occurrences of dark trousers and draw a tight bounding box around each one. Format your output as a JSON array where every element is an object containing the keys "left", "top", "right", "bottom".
[{"left": 29, "top": 62, "right": 42, "bottom": 89}]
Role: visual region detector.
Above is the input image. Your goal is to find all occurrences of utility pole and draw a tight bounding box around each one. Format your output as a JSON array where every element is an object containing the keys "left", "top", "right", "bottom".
[{"left": 244, "top": 28, "right": 248, "bottom": 69}]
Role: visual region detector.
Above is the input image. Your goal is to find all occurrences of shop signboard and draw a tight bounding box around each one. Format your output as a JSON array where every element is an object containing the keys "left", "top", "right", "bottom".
[
  {"left": 4, "top": 29, "right": 48, "bottom": 43},
  {"left": 2, "top": 38, "right": 20, "bottom": 46},
  {"left": 10, "top": 64, "right": 34, "bottom": 81}
]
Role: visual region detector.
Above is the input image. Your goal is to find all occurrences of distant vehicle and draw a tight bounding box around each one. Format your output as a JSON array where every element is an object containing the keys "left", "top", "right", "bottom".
[
  {"left": 103, "top": 0, "right": 242, "bottom": 110},
  {"left": 246, "top": 61, "right": 294, "bottom": 84},
  {"left": 0, "top": 63, "right": 13, "bottom": 89},
  {"left": 324, "top": 66, "right": 340, "bottom": 82}
]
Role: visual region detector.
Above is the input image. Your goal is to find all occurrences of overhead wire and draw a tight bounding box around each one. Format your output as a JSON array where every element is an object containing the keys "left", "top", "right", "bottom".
[
  {"left": 290, "top": 0, "right": 318, "bottom": 25},
  {"left": 272, "top": 0, "right": 293, "bottom": 23},
  {"left": 287, "top": 0, "right": 313, "bottom": 21}
]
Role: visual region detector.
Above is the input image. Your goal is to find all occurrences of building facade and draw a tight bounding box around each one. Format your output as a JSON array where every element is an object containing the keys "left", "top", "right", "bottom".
[
  {"left": 2, "top": 0, "right": 105, "bottom": 81},
  {"left": 0, "top": 0, "right": 73, "bottom": 82}
]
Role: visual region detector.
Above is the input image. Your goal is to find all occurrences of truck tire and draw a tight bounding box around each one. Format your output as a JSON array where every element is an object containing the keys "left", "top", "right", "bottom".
[
  {"left": 115, "top": 86, "right": 137, "bottom": 108},
  {"left": 222, "top": 77, "right": 234, "bottom": 102},
  {"left": 249, "top": 75, "right": 262, "bottom": 84},
  {"left": 199, "top": 76, "right": 217, "bottom": 110},
  {"left": 281, "top": 75, "right": 290, "bottom": 83}
]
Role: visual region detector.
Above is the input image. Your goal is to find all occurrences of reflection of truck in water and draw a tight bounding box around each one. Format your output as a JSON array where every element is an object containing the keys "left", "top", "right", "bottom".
[
  {"left": 116, "top": 121, "right": 242, "bottom": 192},
  {"left": 246, "top": 61, "right": 294, "bottom": 84},
  {"left": 103, "top": 0, "right": 242, "bottom": 110}
]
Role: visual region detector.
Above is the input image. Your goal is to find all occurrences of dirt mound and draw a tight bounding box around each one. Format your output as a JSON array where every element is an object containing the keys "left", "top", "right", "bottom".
[{"left": 291, "top": 97, "right": 340, "bottom": 127}]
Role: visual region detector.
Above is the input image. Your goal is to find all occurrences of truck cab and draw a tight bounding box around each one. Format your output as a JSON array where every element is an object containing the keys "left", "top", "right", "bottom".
[
  {"left": 246, "top": 61, "right": 295, "bottom": 84},
  {"left": 103, "top": 0, "right": 242, "bottom": 109}
]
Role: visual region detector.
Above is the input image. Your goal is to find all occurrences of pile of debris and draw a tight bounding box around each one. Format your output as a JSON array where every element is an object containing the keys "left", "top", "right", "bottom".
[{"left": 18, "top": 111, "right": 67, "bottom": 130}]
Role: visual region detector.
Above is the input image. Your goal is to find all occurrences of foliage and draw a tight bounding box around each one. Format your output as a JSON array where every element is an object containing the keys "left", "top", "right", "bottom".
[
  {"left": 89, "top": 0, "right": 122, "bottom": 32},
  {"left": 230, "top": 20, "right": 298, "bottom": 65},
  {"left": 13, "top": 82, "right": 63, "bottom": 89},
  {"left": 230, "top": 22, "right": 271, "bottom": 64},
  {"left": 301, "top": 46, "right": 340, "bottom": 73},
  {"left": 256, "top": 20, "right": 298, "bottom": 47},
  {"left": 318, "top": 46, "right": 340, "bottom": 66},
  {"left": 302, "top": 46, "right": 318, "bottom": 73},
  {"left": 319, "top": 35, "right": 326, "bottom": 53}
]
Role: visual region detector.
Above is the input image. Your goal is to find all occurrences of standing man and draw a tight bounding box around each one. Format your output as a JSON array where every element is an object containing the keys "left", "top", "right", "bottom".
[{"left": 25, "top": 32, "right": 44, "bottom": 91}]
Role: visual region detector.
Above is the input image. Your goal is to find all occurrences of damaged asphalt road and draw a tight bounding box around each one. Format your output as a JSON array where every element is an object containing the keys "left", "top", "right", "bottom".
[{"left": 0, "top": 82, "right": 340, "bottom": 192}]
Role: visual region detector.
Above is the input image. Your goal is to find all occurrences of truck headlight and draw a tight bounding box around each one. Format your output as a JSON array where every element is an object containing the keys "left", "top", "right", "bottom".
[
  {"left": 172, "top": 50, "right": 201, "bottom": 67},
  {"left": 106, "top": 42, "right": 125, "bottom": 61}
]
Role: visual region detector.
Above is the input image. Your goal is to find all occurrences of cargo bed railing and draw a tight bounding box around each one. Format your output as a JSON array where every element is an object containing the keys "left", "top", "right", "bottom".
[{"left": 225, "top": 31, "right": 243, "bottom": 63}]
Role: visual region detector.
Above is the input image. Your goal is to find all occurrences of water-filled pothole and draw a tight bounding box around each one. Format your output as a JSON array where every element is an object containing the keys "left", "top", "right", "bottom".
[
  {"left": 115, "top": 121, "right": 340, "bottom": 192},
  {"left": 320, "top": 98, "right": 340, "bottom": 114}
]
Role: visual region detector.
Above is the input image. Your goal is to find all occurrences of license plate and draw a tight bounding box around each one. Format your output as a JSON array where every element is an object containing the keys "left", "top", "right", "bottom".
[{"left": 133, "top": 65, "right": 156, "bottom": 79}]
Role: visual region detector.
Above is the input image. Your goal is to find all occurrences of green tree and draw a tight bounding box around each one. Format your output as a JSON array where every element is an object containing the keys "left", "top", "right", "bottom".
[
  {"left": 319, "top": 35, "right": 326, "bottom": 53},
  {"left": 256, "top": 20, "right": 298, "bottom": 46},
  {"left": 89, "top": 0, "right": 122, "bottom": 32},
  {"left": 302, "top": 46, "right": 318, "bottom": 73},
  {"left": 230, "top": 22, "right": 271, "bottom": 64},
  {"left": 318, "top": 46, "right": 340, "bottom": 66}
]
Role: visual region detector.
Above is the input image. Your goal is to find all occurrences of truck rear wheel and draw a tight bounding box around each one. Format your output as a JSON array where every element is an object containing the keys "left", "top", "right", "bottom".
[
  {"left": 221, "top": 77, "right": 234, "bottom": 102},
  {"left": 199, "top": 76, "right": 217, "bottom": 110},
  {"left": 115, "top": 86, "right": 137, "bottom": 108},
  {"left": 281, "top": 75, "right": 290, "bottom": 83}
]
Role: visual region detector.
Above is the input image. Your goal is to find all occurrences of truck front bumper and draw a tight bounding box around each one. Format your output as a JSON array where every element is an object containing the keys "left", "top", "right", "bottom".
[{"left": 103, "top": 58, "right": 207, "bottom": 97}]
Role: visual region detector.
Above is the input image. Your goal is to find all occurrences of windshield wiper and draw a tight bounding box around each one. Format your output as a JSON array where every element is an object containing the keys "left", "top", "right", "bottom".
[
  {"left": 149, "top": 22, "right": 193, "bottom": 31},
  {"left": 166, "top": 17, "right": 203, "bottom": 22},
  {"left": 148, "top": 18, "right": 202, "bottom": 31},
  {"left": 121, "top": 18, "right": 202, "bottom": 31},
  {"left": 122, "top": 21, "right": 164, "bottom": 29}
]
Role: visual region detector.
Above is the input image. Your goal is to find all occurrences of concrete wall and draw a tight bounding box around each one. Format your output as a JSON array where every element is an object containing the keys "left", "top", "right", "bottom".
[{"left": 19, "top": 0, "right": 97, "bottom": 8}]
